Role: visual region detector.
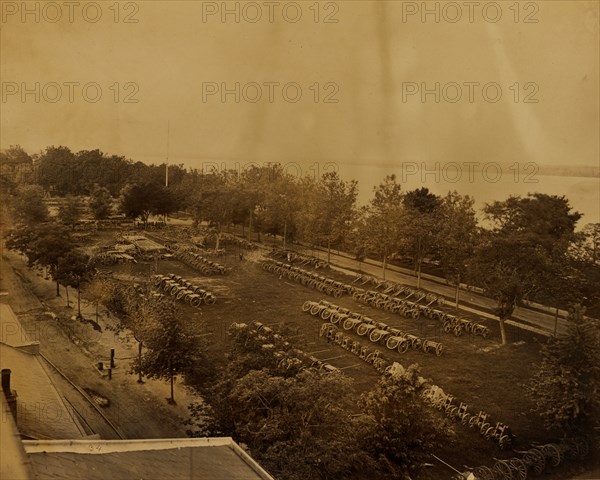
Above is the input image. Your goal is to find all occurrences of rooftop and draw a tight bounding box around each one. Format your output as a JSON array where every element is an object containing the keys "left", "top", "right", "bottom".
[
  {"left": 1, "top": 304, "right": 88, "bottom": 440},
  {"left": 24, "top": 438, "right": 274, "bottom": 480}
]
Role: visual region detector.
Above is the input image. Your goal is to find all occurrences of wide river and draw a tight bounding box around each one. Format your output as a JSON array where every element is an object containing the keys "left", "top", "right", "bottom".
[{"left": 337, "top": 164, "right": 599, "bottom": 226}]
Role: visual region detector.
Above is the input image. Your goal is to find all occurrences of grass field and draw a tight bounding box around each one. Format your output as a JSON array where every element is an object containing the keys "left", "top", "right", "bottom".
[{"left": 92, "top": 230, "right": 596, "bottom": 480}]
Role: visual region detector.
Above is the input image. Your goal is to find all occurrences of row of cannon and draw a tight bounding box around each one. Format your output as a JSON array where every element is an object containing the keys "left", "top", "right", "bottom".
[
  {"left": 353, "top": 274, "right": 445, "bottom": 305},
  {"left": 319, "top": 323, "right": 390, "bottom": 374},
  {"left": 268, "top": 248, "right": 330, "bottom": 269},
  {"left": 262, "top": 261, "right": 355, "bottom": 298},
  {"left": 454, "top": 437, "right": 590, "bottom": 480},
  {"left": 176, "top": 249, "right": 228, "bottom": 275},
  {"left": 229, "top": 321, "right": 339, "bottom": 374},
  {"left": 353, "top": 288, "right": 490, "bottom": 339},
  {"left": 304, "top": 299, "right": 443, "bottom": 356},
  {"left": 424, "top": 385, "right": 513, "bottom": 449},
  {"left": 152, "top": 274, "right": 217, "bottom": 307}
]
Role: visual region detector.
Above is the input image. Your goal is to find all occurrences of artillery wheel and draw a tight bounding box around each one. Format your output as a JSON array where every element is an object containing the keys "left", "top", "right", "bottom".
[
  {"left": 342, "top": 319, "right": 356, "bottom": 330},
  {"left": 204, "top": 295, "right": 216, "bottom": 305},
  {"left": 522, "top": 448, "right": 545, "bottom": 476},
  {"left": 509, "top": 458, "right": 527, "bottom": 480},
  {"left": 473, "top": 466, "right": 495, "bottom": 480},
  {"left": 302, "top": 301, "right": 313, "bottom": 312},
  {"left": 356, "top": 324, "right": 370, "bottom": 336},
  {"left": 397, "top": 340, "right": 409, "bottom": 354},
  {"left": 498, "top": 434, "right": 512, "bottom": 450},
  {"left": 190, "top": 297, "right": 201, "bottom": 308},
  {"left": 385, "top": 336, "right": 400, "bottom": 350},
  {"left": 541, "top": 444, "right": 562, "bottom": 467},
  {"left": 493, "top": 460, "right": 513, "bottom": 480}
]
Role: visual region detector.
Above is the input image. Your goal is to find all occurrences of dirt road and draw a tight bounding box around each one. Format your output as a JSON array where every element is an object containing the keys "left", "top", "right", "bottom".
[{"left": 1, "top": 245, "right": 194, "bottom": 440}]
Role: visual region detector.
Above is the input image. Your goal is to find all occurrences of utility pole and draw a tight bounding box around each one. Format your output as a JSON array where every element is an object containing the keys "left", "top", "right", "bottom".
[
  {"left": 164, "top": 121, "right": 170, "bottom": 224},
  {"left": 165, "top": 120, "right": 170, "bottom": 188}
]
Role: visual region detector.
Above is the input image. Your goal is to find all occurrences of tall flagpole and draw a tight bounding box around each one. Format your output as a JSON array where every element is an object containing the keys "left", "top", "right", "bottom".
[{"left": 165, "top": 120, "right": 170, "bottom": 188}]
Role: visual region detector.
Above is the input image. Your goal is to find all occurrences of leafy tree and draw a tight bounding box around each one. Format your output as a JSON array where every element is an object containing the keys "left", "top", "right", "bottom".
[
  {"left": 400, "top": 188, "right": 442, "bottom": 288},
  {"left": 190, "top": 172, "right": 239, "bottom": 250},
  {"left": 298, "top": 172, "right": 358, "bottom": 263},
  {"left": 37, "top": 146, "right": 77, "bottom": 195},
  {"left": 474, "top": 194, "right": 582, "bottom": 344},
  {"left": 436, "top": 192, "right": 478, "bottom": 308},
  {"left": 527, "top": 304, "right": 600, "bottom": 435},
  {"left": 569, "top": 223, "right": 600, "bottom": 318},
  {"left": 11, "top": 185, "right": 48, "bottom": 224},
  {"left": 55, "top": 250, "right": 93, "bottom": 316},
  {"left": 580, "top": 223, "right": 600, "bottom": 265},
  {"left": 133, "top": 298, "right": 204, "bottom": 403},
  {"left": 360, "top": 175, "right": 404, "bottom": 279},
  {"left": 58, "top": 195, "right": 84, "bottom": 230},
  {"left": 120, "top": 182, "right": 177, "bottom": 228},
  {"left": 85, "top": 278, "right": 111, "bottom": 324},
  {"left": 216, "top": 368, "right": 372, "bottom": 480},
  {"left": 7, "top": 222, "right": 75, "bottom": 296},
  {"left": 356, "top": 364, "right": 450, "bottom": 479},
  {"left": 88, "top": 185, "right": 113, "bottom": 220},
  {"left": 0, "top": 144, "right": 32, "bottom": 164},
  {"left": 185, "top": 398, "right": 221, "bottom": 438},
  {"left": 260, "top": 168, "right": 300, "bottom": 250},
  {"left": 239, "top": 165, "right": 270, "bottom": 240},
  {"left": 484, "top": 193, "right": 581, "bottom": 242}
]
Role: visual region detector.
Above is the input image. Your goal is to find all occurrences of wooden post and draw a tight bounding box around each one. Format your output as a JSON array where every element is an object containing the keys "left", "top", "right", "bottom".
[{"left": 137, "top": 341, "right": 144, "bottom": 383}]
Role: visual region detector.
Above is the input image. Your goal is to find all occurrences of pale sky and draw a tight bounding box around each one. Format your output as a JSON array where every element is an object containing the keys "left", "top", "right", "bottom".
[{"left": 1, "top": 1, "right": 599, "bottom": 173}]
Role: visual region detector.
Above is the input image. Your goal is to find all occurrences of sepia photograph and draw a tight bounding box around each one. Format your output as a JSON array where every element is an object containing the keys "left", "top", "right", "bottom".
[{"left": 1, "top": 1, "right": 599, "bottom": 479}]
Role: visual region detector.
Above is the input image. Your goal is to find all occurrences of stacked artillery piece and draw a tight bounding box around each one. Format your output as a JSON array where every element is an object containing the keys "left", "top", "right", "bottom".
[
  {"left": 153, "top": 274, "right": 216, "bottom": 308},
  {"left": 319, "top": 322, "right": 391, "bottom": 374},
  {"left": 174, "top": 247, "right": 228, "bottom": 274},
  {"left": 229, "top": 321, "right": 339, "bottom": 374},
  {"left": 262, "top": 261, "right": 356, "bottom": 298},
  {"left": 352, "top": 275, "right": 490, "bottom": 339},
  {"left": 218, "top": 233, "right": 258, "bottom": 250},
  {"left": 303, "top": 300, "right": 443, "bottom": 356},
  {"left": 454, "top": 437, "right": 590, "bottom": 480},
  {"left": 422, "top": 384, "right": 513, "bottom": 449},
  {"left": 268, "top": 248, "right": 330, "bottom": 269}
]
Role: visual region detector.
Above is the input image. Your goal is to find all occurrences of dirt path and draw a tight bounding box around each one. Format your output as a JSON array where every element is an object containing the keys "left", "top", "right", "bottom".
[{"left": 1, "top": 246, "right": 195, "bottom": 440}]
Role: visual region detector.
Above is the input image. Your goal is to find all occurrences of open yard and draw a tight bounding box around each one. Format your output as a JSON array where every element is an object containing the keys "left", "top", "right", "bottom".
[{"left": 84, "top": 228, "right": 596, "bottom": 480}]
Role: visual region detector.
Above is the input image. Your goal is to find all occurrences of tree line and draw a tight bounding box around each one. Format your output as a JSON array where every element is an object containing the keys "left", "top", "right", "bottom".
[{"left": 4, "top": 144, "right": 600, "bottom": 325}]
